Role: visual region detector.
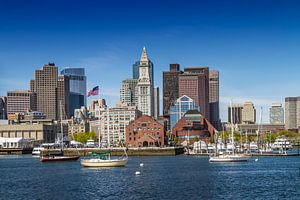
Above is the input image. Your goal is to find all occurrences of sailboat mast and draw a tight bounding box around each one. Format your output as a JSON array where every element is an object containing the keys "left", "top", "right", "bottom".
[
  {"left": 230, "top": 100, "right": 234, "bottom": 155},
  {"left": 60, "top": 100, "right": 64, "bottom": 151}
]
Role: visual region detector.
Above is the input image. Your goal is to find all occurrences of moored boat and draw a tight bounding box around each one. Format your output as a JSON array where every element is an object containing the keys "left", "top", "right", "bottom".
[
  {"left": 32, "top": 147, "right": 44, "bottom": 157},
  {"left": 81, "top": 150, "right": 128, "bottom": 167},
  {"left": 40, "top": 155, "right": 80, "bottom": 162}
]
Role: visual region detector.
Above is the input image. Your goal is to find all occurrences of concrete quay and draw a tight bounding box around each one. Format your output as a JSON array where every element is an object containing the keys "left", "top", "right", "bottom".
[{"left": 41, "top": 147, "right": 184, "bottom": 156}]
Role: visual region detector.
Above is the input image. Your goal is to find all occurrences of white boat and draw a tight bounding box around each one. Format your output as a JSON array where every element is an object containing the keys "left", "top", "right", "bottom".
[
  {"left": 209, "top": 154, "right": 249, "bottom": 162},
  {"left": 81, "top": 150, "right": 128, "bottom": 167},
  {"left": 32, "top": 147, "right": 44, "bottom": 157},
  {"left": 272, "top": 138, "right": 292, "bottom": 150}
]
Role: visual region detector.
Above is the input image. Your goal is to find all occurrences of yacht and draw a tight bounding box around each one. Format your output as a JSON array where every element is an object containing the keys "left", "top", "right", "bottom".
[
  {"left": 272, "top": 138, "right": 292, "bottom": 150},
  {"left": 32, "top": 147, "right": 44, "bottom": 157}
]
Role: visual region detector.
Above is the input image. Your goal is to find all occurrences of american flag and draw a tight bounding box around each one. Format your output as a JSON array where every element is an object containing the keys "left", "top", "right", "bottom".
[{"left": 88, "top": 86, "right": 99, "bottom": 97}]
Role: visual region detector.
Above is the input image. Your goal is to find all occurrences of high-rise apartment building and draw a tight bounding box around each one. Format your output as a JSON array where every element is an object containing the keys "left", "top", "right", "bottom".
[
  {"left": 6, "top": 90, "right": 37, "bottom": 115},
  {"left": 242, "top": 101, "right": 256, "bottom": 124},
  {"left": 61, "top": 68, "right": 87, "bottom": 115},
  {"left": 269, "top": 103, "right": 284, "bottom": 124},
  {"left": 170, "top": 95, "right": 200, "bottom": 131},
  {"left": 58, "top": 75, "right": 70, "bottom": 119},
  {"left": 228, "top": 104, "right": 243, "bottom": 124},
  {"left": 162, "top": 64, "right": 183, "bottom": 117},
  {"left": 120, "top": 79, "right": 138, "bottom": 106},
  {"left": 285, "top": 97, "right": 300, "bottom": 129},
  {"left": 209, "top": 70, "right": 220, "bottom": 129},
  {"left": 153, "top": 87, "right": 159, "bottom": 119},
  {"left": 179, "top": 67, "right": 210, "bottom": 120},
  {"left": 136, "top": 47, "right": 154, "bottom": 116}
]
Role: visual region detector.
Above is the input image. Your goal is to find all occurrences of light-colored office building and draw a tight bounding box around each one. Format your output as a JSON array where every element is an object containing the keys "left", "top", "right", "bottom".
[
  {"left": 269, "top": 103, "right": 284, "bottom": 124},
  {"left": 242, "top": 101, "right": 256, "bottom": 124},
  {"left": 285, "top": 97, "right": 300, "bottom": 130}
]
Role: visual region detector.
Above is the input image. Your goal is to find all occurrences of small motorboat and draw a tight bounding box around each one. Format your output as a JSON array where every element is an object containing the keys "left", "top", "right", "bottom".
[{"left": 40, "top": 155, "right": 80, "bottom": 162}]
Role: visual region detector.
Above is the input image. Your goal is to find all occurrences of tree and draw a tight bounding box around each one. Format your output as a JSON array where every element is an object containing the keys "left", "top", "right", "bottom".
[{"left": 73, "top": 131, "right": 97, "bottom": 143}]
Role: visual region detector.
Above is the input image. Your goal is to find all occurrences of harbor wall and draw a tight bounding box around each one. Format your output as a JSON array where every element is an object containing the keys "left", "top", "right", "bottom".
[{"left": 41, "top": 147, "right": 184, "bottom": 156}]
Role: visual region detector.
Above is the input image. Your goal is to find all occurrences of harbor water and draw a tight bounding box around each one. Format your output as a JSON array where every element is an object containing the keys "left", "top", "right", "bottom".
[{"left": 0, "top": 155, "right": 300, "bottom": 199}]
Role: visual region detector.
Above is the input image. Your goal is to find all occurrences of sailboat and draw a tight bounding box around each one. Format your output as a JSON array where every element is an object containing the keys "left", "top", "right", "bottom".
[
  {"left": 80, "top": 109, "right": 128, "bottom": 167},
  {"left": 40, "top": 101, "right": 80, "bottom": 162},
  {"left": 209, "top": 101, "right": 249, "bottom": 162}
]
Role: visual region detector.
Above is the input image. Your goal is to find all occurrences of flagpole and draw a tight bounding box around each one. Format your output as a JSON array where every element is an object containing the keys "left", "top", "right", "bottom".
[{"left": 98, "top": 86, "right": 101, "bottom": 148}]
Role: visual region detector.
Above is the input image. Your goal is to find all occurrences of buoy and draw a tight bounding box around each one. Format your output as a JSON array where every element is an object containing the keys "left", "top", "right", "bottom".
[
  {"left": 140, "top": 163, "right": 144, "bottom": 167},
  {"left": 255, "top": 158, "right": 258, "bottom": 162},
  {"left": 135, "top": 171, "right": 141, "bottom": 175}
]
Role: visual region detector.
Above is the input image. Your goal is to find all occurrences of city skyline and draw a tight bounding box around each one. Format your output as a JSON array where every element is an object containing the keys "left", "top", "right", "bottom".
[{"left": 2, "top": 0, "right": 300, "bottom": 122}]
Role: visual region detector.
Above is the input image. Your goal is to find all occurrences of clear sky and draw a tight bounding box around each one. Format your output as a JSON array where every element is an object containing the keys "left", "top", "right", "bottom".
[{"left": 1, "top": 0, "right": 300, "bottom": 122}]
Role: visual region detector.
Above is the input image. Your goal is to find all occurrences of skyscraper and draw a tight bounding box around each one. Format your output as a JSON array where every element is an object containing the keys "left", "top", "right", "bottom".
[
  {"left": 58, "top": 75, "right": 70, "bottom": 119},
  {"left": 136, "top": 47, "right": 154, "bottom": 116},
  {"left": 132, "top": 48, "right": 154, "bottom": 85},
  {"left": 6, "top": 90, "right": 37, "bottom": 115},
  {"left": 120, "top": 79, "right": 138, "bottom": 106},
  {"left": 162, "top": 64, "right": 183, "bottom": 117},
  {"left": 209, "top": 70, "right": 220, "bottom": 129},
  {"left": 170, "top": 95, "right": 200, "bottom": 130},
  {"left": 61, "top": 68, "right": 87, "bottom": 115},
  {"left": 241, "top": 101, "right": 256, "bottom": 124},
  {"left": 153, "top": 87, "right": 159, "bottom": 119},
  {"left": 31, "top": 63, "right": 59, "bottom": 120},
  {"left": 179, "top": 67, "right": 210, "bottom": 120},
  {"left": 285, "top": 97, "right": 300, "bottom": 129},
  {"left": 269, "top": 103, "right": 284, "bottom": 124}
]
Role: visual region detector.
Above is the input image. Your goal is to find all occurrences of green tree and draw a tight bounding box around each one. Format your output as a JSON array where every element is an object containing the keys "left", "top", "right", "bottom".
[{"left": 73, "top": 131, "right": 97, "bottom": 143}]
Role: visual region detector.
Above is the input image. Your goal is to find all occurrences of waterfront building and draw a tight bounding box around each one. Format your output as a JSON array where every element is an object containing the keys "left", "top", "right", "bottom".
[
  {"left": 61, "top": 68, "right": 87, "bottom": 107},
  {"left": 285, "top": 97, "right": 300, "bottom": 130},
  {"left": 0, "top": 96, "right": 7, "bottom": 120},
  {"left": 209, "top": 70, "right": 220, "bottom": 130},
  {"left": 241, "top": 102, "right": 256, "bottom": 124},
  {"left": 58, "top": 75, "right": 70, "bottom": 119},
  {"left": 162, "top": 64, "right": 183, "bottom": 117},
  {"left": 225, "top": 123, "right": 285, "bottom": 134},
  {"left": 7, "top": 90, "right": 37, "bottom": 115},
  {"left": 0, "top": 122, "right": 58, "bottom": 143},
  {"left": 136, "top": 47, "right": 154, "bottom": 116},
  {"left": 126, "top": 115, "right": 164, "bottom": 147},
  {"left": 153, "top": 87, "right": 159, "bottom": 119},
  {"left": 228, "top": 104, "right": 243, "bottom": 124},
  {"left": 120, "top": 78, "right": 138, "bottom": 106},
  {"left": 30, "top": 63, "right": 59, "bottom": 120},
  {"left": 170, "top": 95, "right": 200, "bottom": 131},
  {"left": 179, "top": 67, "right": 210, "bottom": 120},
  {"left": 91, "top": 102, "right": 142, "bottom": 146},
  {"left": 269, "top": 103, "right": 284, "bottom": 124},
  {"left": 172, "top": 110, "right": 215, "bottom": 145}
]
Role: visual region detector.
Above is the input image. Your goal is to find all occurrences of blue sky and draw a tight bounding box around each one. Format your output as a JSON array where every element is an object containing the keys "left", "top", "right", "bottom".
[{"left": 1, "top": 0, "right": 300, "bottom": 122}]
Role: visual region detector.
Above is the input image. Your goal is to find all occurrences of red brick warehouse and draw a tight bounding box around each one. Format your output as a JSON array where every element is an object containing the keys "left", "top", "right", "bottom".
[{"left": 126, "top": 115, "right": 164, "bottom": 147}]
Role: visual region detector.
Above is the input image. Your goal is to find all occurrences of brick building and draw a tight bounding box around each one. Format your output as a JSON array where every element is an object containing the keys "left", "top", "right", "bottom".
[
  {"left": 126, "top": 115, "right": 164, "bottom": 147},
  {"left": 172, "top": 110, "right": 215, "bottom": 145}
]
